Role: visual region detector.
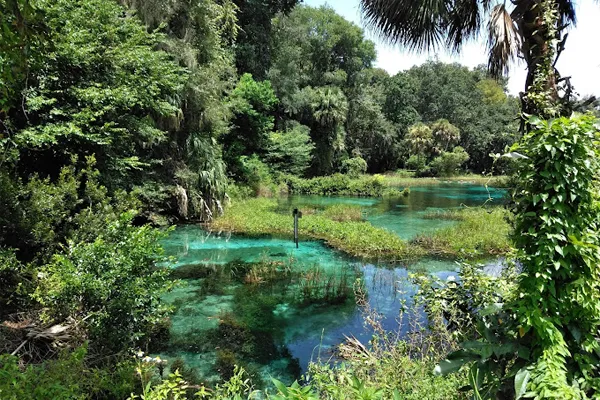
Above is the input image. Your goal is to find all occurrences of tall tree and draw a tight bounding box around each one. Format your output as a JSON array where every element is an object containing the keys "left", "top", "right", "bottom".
[
  {"left": 233, "top": 0, "right": 300, "bottom": 79},
  {"left": 359, "top": 0, "right": 577, "bottom": 118}
]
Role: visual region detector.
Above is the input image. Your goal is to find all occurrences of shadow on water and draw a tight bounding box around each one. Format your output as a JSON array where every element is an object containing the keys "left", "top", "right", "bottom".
[{"left": 156, "top": 184, "right": 507, "bottom": 387}]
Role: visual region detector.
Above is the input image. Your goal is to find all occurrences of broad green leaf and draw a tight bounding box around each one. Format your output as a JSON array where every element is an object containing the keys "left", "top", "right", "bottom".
[{"left": 514, "top": 368, "right": 530, "bottom": 399}]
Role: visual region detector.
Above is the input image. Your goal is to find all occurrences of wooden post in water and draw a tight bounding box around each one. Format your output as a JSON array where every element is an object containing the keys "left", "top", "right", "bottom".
[{"left": 293, "top": 208, "right": 302, "bottom": 248}]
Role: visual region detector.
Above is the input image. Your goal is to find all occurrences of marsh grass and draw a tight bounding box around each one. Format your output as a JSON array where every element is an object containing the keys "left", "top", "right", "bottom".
[
  {"left": 305, "top": 279, "right": 468, "bottom": 399},
  {"left": 210, "top": 198, "right": 424, "bottom": 261},
  {"left": 297, "top": 266, "right": 354, "bottom": 305},
  {"left": 413, "top": 207, "right": 511, "bottom": 259},
  {"left": 320, "top": 204, "right": 363, "bottom": 222},
  {"left": 383, "top": 171, "right": 510, "bottom": 188}
]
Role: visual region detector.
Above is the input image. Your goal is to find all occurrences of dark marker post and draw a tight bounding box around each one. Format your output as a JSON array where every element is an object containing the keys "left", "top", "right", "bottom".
[{"left": 293, "top": 208, "right": 302, "bottom": 248}]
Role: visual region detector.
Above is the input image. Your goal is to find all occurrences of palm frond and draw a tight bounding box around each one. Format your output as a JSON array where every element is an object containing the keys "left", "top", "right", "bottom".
[
  {"left": 360, "top": 0, "right": 449, "bottom": 51},
  {"left": 487, "top": 4, "right": 520, "bottom": 77},
  {"left": 446, "top": 0, "right": 486, "bottom": 52}
]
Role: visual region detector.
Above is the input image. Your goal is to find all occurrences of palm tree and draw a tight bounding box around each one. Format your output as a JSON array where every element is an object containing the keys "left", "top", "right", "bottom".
[
  {"left": 359, "top": 0, "right": 577, "bottom": 118},
  {"left": 310, "top": 86, "right": 349, "bottom": 174},
  {"left": 406, "top": 122, "right": 433, "bottom": 165},
  {"left": 312, "top": 86, "right": 349, "bottom": 127},
  {"left": 431, "top": 119, "right": 460, "bottom": 152}
]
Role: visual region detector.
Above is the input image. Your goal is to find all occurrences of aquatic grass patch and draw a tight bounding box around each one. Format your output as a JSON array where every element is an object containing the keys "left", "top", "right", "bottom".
[
  {"left": 210, "top": 198, "right": 424, "bottom": 261},
  {"left": 421, "top": 209, "right": 471, "bottom": 221},
  {"left": 321, "top": 204, "right": 363, "bottom": 222},
  {"left": 413, "top": 208, "right": 511, "bottom": 259}
]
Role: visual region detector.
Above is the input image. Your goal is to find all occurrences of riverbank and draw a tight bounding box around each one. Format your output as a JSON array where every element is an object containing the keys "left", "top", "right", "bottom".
[{"left": 381, "top": 171, "right": 510, "bottom": 188}]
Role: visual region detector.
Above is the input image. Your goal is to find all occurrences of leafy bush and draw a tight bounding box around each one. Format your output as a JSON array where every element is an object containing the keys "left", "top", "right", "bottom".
[
  {"left": 0, "top": 347, "right": 136, "bottom": 399},
  {"left": 265, "top": 123, "right": 315, "bottom": 176},
  {"left": 405, "top": 154, "right": 427, "bottom": 172},
  {"left": 239, "top": 155, "right": 274, "bottom": 196},
  {"left": 429, "top": 146, "right": 470, "bottom": 176},
  {"left": 433, "top": 114, "right": 600, "bottom": 398},
  {"left": 285, "top": 174, "right": 391, "bottom": 197},
  {"left": 33, "top": 212, "right": 174, "bottom": 354},
  {"left": 340, "top": 156, "right": 368, "bottom": 178},
  {"left": 510, "top": 115, "right": 600, "bottom": 397}
]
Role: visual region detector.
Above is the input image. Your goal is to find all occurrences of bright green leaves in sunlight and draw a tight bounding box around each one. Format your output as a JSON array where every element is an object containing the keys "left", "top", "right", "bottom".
[
  {"left": 6, "top": 0, "right": 186, "bottom": 183},
  {"left": 510, "top": 114, "right": 600, "bottom": 397},
  {"left": 222, "top": 73, "right": 278, "bottom": 179},
  {"left": 33, "top": 212, "right": 174, "bottom": 354}
]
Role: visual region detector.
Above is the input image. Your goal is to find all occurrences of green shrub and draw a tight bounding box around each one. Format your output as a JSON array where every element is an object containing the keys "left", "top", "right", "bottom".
[
  {"left": 285, "top": 174, "right": 391, "bottom": 197},
  {"left": 433, "top": 114, "right": 600, "bottom": 398},
  {"left": 240, "top": 155, "right": 274, "bottom": 196},
  {"left": 510, "top": 115, "right": 600, "bottom": 397},
  {"left": 406, "top": 154, "right": 427, "bottom": 172},
  {"left": 429, "top": 147, "right": 470, "bottom": 176},
  {"left": 340, "top": 156, "right": 368, "bottom": 178},
  {"left": 33, "top": 212, "right": 175, "bottom": 355},
  {"left": 0, "top": 347, "right": 136, "bottom": 399},
  {"left": 265, "top": 123, "right": 315, "bottom": 176}
]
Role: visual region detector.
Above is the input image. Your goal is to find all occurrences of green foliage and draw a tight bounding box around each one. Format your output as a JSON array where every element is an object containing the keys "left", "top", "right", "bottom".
[
  {"left": 406, "top": 155, "right": 427, "bottom": 172},
  {"left": 430, "top": 146, "right": 470, "bottom": 176},
  {"left": 431, "top": 119, "right": 461, "bottom": 153},
  {"left": 0, "top": 249, "right": 31, "bottom": 319},
  {"left": 0, "top": 0, "right": 46, "bottom": 112},
  {"left": 0, "top": 346, "right": 136, "bottom": 399},
  {"left": 211, "top": 198, "right": 423, "bottom": 261},
  {"left": 341, "top": 156, "right": 368, "bottom": 178},
  {"left": 432, "top": 115, "right": 600, "bottom": 399},
  {"left": 398, "top": 62, "right": 519, "bottom": 172},
  {"left": 265, "top": 123, "right": 314, "bottom": 176},
  {"left": 510, "top": 114, "right": 600, "bottom": 397},
  {"left": 7, "top": 0, "right": 185, "bottom": 184},
  {"left": 33, "top": 212, "right": 174, "bottom": 354},
  {"left": 239, "top": 155, "right": 274, "bottom": 196},
  {"left": 307, "top": 338, "right": 467, "bottom": 400},
  {"left": 223, "top": 73, "right": 279, "bottom": 179},
  {"left": 413, "top": 208, "right": 511, "bottom": 259},
  {"left": 416, "top": 264, "right": 525, "bottom": 398},
  {"left": 285, "top": 174, "right": 398, "bottom": 197}
]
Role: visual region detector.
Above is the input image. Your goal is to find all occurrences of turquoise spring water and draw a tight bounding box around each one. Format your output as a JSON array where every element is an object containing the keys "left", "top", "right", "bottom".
[{"left": 157, "top": 183, "right": 506, "bottom": 386}]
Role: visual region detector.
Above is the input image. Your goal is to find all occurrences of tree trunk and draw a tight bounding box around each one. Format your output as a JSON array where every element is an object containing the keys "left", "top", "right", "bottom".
[{"left": 517, "top": 0, "right": 561, "bottom": 120}]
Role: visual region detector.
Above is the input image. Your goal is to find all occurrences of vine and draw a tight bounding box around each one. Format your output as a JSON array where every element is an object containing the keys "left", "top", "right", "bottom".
[
  {"left": 523, "top": 0, "right": 561, "bottom": 118},
  {"left": 511, "top": 114, "right": 600, "bottom": 398}
]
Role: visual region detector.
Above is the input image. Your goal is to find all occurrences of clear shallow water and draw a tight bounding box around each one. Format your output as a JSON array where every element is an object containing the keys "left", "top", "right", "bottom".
[{"left": 158, "top": 184, "right": 506, "bottom": 386}]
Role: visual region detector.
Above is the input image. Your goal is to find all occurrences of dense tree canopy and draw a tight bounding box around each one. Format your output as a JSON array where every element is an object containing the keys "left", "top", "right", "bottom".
[{"left": 3, "top": 0, "right": 598, "bottom": 398}]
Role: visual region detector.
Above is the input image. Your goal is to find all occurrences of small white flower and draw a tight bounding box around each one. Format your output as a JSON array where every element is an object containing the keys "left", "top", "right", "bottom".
[{"left": 446, "top": 275, "right": 456, "bottom": 282}]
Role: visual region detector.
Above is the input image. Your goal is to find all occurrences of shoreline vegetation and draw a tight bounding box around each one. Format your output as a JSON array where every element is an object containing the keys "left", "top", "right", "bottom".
[
  {"left": 209, "top": 194, "right": 512, "bottom": 261},
  {"left": 258, "top": 172, "right": 509, "bottom": 198},
  {"left": 210, "top": 198, "right": 425, "bottom": 261}
]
